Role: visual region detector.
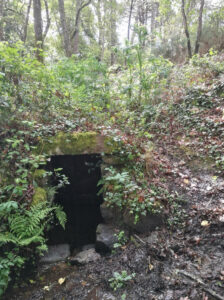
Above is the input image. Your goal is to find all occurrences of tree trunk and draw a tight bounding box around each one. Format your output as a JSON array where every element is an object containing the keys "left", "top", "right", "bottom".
[
  {"left": 181, "top": 0, "right": 192, "bottom": 59},
  {"left": 0, "top": 0, "right": 4, "bottom": 41},
  {"left": 127, "top": 0, "right": 134, "bottom": 41},
  {"left": 58, "top": 0, "right": 71, "bottom": 56},
  {"left": 110, "top": 0, "right": 117, "bottom": 65},
  {"left": 33, "top": 0, "right": 43, "bottom": 62},
  {"left": 96, "top": 0, "right": 104, "bottom": 60},
  {"left": 194, "top": 0, "right": 205, "bottom": 54},
  {"left": 43, "top": 0, "right": 51, "bottom": 41},
  {"left": 73, "top": 0, "right": 81, "bottom": 54},
  {"left": 23, "top": 0, "right": 32, "bottom": 43},
  {"left": 71, "top": 0, "right": 92, "bottom": 55}
]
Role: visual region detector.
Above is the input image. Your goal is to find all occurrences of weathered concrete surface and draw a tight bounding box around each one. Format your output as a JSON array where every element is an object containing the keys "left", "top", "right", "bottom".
[{"left": 40, "top": 244, "right": 70, "bottom": 263}]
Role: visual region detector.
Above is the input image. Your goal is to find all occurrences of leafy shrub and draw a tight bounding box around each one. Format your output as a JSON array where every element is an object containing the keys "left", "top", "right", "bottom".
[{"left": 109, "top": 271, "right": 136, "bottom": 291}]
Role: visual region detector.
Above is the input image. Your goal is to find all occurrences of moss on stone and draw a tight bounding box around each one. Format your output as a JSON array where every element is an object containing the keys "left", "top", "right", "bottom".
[
  {"left": 36, "top": 131, "right": 122, "bottom": 155},
  {"left": 33, "top": 169, "right": 47, "bottom": 186},
  {"left": 33, "top": 169, "right": 46, "bottom": 178},
  {"left": 32, "top": 187, "right": 47, "bottom": 206}
]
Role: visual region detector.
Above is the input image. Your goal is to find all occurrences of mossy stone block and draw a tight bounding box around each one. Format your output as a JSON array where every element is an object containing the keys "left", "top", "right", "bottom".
[
  {"left": 36, "top": 132, "right": 122, "bottom": 155},
  {"left": 32, "top": 187, "right": 47, "bottom": 206}
]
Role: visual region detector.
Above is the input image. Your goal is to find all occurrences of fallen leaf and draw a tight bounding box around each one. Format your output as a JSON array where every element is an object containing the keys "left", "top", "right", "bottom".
[
  {"left": 201, "top": 220, "right": 209, "bottom": 227},
  {"left": 184, "top": 179, "right": 190, "bottom": 185},
  {"left": 81, "top": 280, "right": 87, "bottom": 286},
  {"left": 58, "top": 277, "right": 66, "bottom": 285},
  {"left": 149, "top": 264, "right": 154, "bottom": 271},
  {"left": 43, "top": 286, "right": 50, "bottom": 291}
]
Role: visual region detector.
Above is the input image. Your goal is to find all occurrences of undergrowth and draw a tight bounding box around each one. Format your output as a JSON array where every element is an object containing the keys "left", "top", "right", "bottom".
[{"left": 0, "top": 40, "right": 224, "bottom": 295}]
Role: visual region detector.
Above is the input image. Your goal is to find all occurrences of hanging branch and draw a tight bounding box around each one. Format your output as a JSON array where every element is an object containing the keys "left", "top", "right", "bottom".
[{"left": 43, "top": 0, "right": 51, "bottom": 41}]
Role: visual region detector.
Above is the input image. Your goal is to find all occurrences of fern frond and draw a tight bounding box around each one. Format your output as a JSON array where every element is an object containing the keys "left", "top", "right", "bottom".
[
  {"left": 18, "top": 235, "right": 45, "bottom": 246},
  {"left": 0, "top": 233, "right": 18, "bottom": 245},
  {"left": 54, "top": 206, "right": 67, "bottom": 229}
]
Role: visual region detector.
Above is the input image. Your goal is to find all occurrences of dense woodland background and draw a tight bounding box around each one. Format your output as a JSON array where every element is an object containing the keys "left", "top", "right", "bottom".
[
  {"left": 0, "top": 0, "right": 224, "bottom": 298},
  {"left": 0, "top": 0, "right": 224, "bottom": 62}
]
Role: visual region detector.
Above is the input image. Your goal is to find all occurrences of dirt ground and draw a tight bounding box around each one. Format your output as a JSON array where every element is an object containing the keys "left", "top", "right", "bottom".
[{"left": 4, "top": 156, "right": 224, "bottom": 300}]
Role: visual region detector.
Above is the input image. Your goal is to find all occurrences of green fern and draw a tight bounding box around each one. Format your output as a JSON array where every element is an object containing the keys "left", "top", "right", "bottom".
[
  {"left": 54, "top": 205, "right": 67, "bottom": 229},
  {"left": 0, "top": 200, "right": 67, "bottom": 296},
  {"left": 0, "top": 233, "right": 17, "bottom": 245},
  {"left": 1, "top": 202, "right": 66, "bottom": 248}
]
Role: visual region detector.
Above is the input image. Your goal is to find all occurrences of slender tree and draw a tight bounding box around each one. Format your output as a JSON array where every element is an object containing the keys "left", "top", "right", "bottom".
[
  {"left": 0, "top": 0, "right": 4, "bottom": 41},
  {"left": 43, "top": 0, "right": 51, "bottom": 41},
  {"left": 71, "top": 0, "right": 92, "bottom": 54},
  {"left": 110, "top": 0, "right": 117, "bottom": 65},
  {"left": 33, "top": 0, "right": 50, "bottom": 62},
  {"left": 181, "top": 0, "right": 192, "bottom": 58},
  {"left": 58, "top": 0, "right": 71, "bottom": 56},
  {"left": 194, "top": 0, "right": 205, "bottom": 54},
  {"left": 23, "top": 0, "right": 32, "bottom": 43},
  {"left": 96, "top": 0, "right": 105, "bottom": 60},
  {"left": 127, "top": 0, "right": 135, "bottom": 41},
  {"left": 33, "top": 0, "right": 43, "bottom": 61}
]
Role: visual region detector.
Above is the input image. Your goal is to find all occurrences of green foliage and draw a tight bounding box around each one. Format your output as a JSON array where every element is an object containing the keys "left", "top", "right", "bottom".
[
  {"left": 117, "top": 34, "right": 173, "bottom": 106},
  {"left": 0, "top": 201, "right": 66, "bottom": 295},
  {"left": 113, "top": 231, "right": 127, "bottom": 249},
  {"left": 99, "top": 167, "right": 163, "bottom": 223},
  {"left": 109, "top": 271, "right": 136, "bottom": 291}
]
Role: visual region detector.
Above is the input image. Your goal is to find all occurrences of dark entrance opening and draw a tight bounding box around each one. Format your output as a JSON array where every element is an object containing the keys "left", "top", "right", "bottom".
[{"left": 47, "top": 154, "right": 103, "bottom": 249}]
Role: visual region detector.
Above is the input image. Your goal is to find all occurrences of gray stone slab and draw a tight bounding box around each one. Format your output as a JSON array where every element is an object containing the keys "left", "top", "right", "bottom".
[{"left": 40, "top": 244, "right": 70, "bottom": 263}]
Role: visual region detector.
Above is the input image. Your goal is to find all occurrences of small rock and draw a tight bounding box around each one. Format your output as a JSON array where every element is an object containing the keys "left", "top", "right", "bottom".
[
  {"left": 124, "top": 212, "right": 163, "bottom": 234},
  {"left": 85, "top": 287, "right": 115, "bottom": 300},
  {"left": 145, "top": 231, "right": 159, "bottom": 244},
  {"left": 164, "top": 290, "right": 174, "bottom": 300},
  {"left": 100, "top": 203, "right": 122, "bottom": 224},
  {"left": 219, "top": 215, "right": 224, "bottom": 222},
  {"left": 96, "top": 224, "right": 118, "bottom": 252},
  {"left": 70, "top": 249, "right": 101, "bottom": 265},
  {"left": 189, "top": 288, "right": 199, "bottom": 299},
  {"left": 101, "top": 293, "right": 116, "bottom": 300},
  {"left": 82, "top": 244, "right": 95, "bottom": 251},
  {"left": 40, "top": 244, "right": 70, "bottom": 263}
]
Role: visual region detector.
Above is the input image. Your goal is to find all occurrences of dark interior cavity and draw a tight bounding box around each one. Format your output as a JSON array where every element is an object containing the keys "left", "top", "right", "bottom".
[{"left": 47, "top": 154, "right": 103, "bottom": 249}]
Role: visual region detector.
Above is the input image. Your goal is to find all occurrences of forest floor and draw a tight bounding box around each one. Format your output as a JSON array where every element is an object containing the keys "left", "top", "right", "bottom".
[{"left": 4, "top": 149, "right": 224, "bottom": 300}]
